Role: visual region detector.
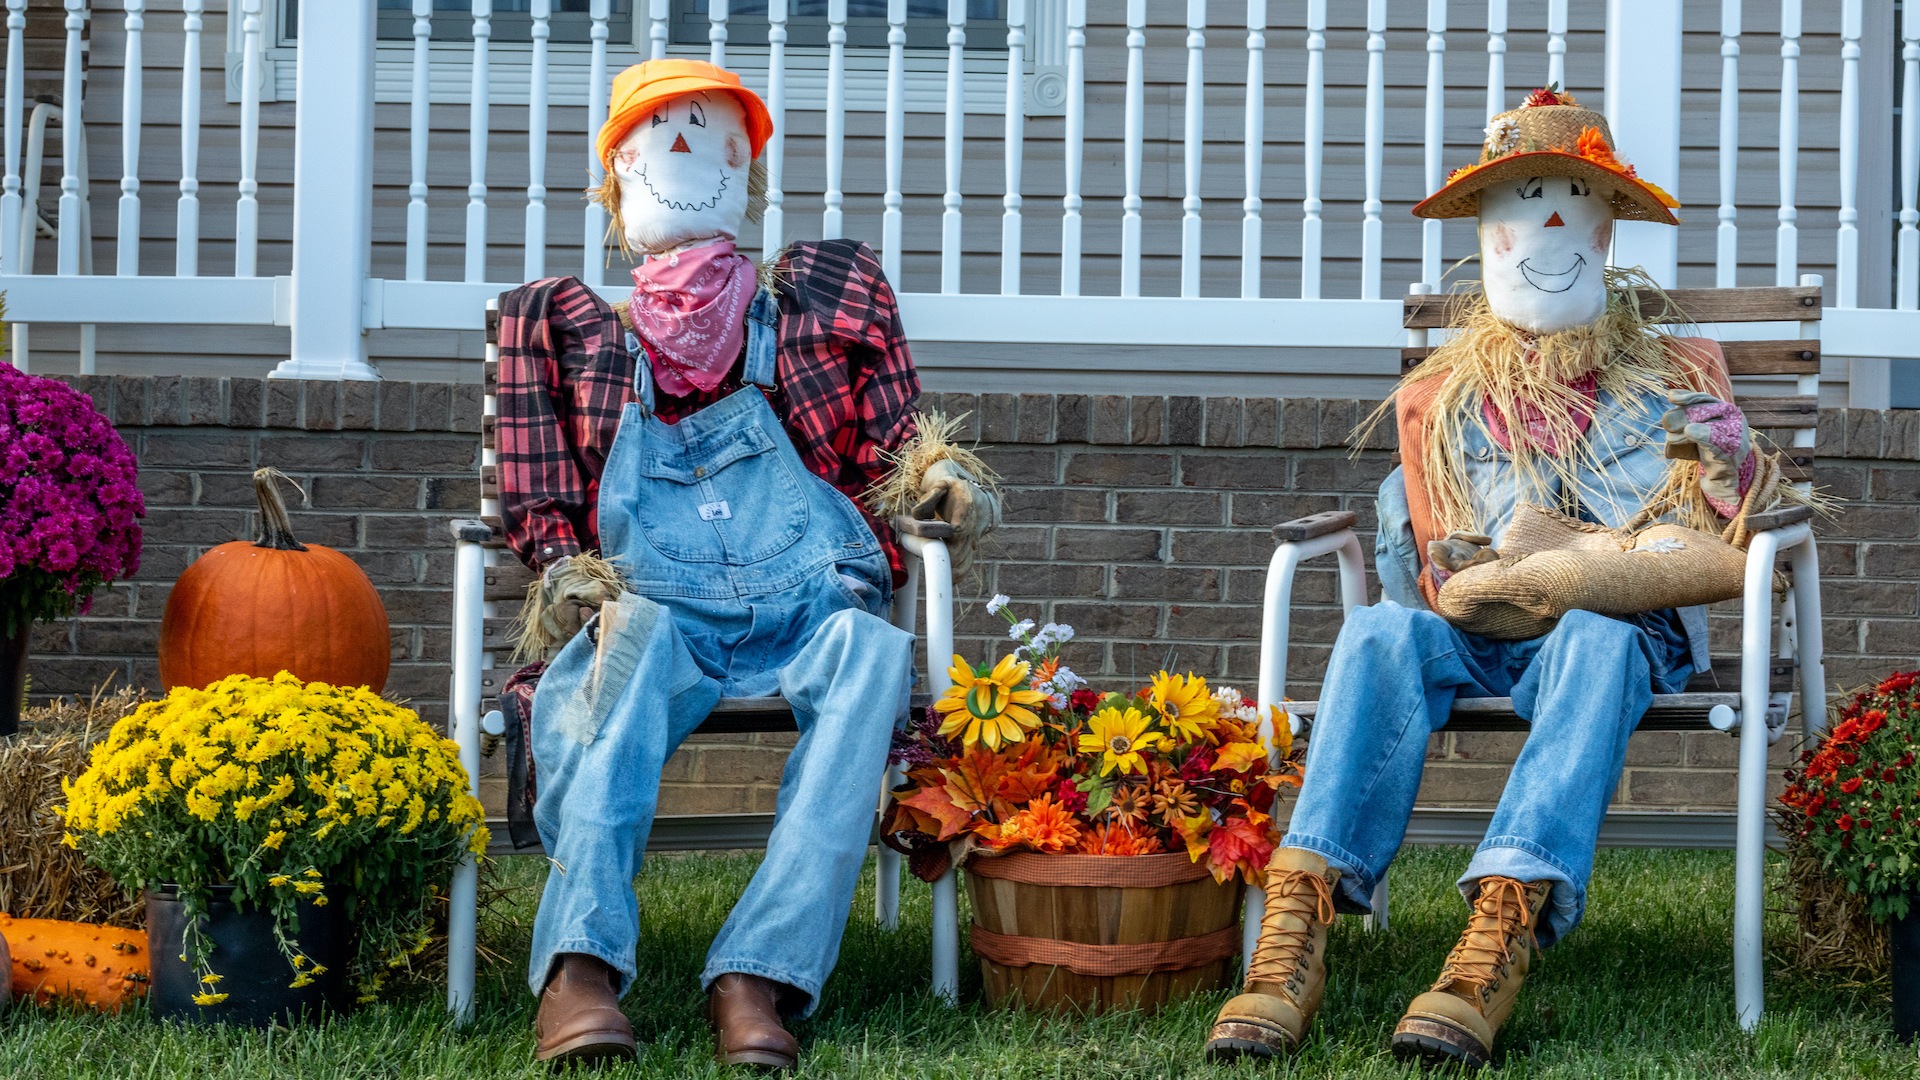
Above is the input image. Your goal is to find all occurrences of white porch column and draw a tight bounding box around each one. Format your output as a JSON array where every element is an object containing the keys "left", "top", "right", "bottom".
[
  {"left": 1603, "top": 0, "right": 1683, "bottom": 286},
  {"left": 272, "top": 0, "right": 379, "bottom": 381}
]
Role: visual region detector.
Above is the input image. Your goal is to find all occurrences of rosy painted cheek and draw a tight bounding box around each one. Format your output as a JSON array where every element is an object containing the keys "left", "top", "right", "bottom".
[
  {"left": 725, "top": 136, "right": 748, "bottom": 170},
  {"left": 1590, "top": 221, "right": 1612, "bottom": 253},
  {"left": 1490, "top": 224, "right": 1514, "bottom": 258}
]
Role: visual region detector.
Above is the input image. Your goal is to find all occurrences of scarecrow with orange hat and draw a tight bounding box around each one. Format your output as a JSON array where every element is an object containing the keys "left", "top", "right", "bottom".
[
  {"left": 491, "top": 60, "right": 997, "bottom": 1070},
  {"left": 1206, "top": 88, "right": 1777, "bottom": 1068}
]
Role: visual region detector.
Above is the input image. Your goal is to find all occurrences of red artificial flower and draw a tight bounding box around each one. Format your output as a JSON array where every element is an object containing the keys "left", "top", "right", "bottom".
[
  {"left": 1054, "top": 778, "right": 1088, "bottom": 815},
  {"left": 1068, "top": 689, "right": 1103, "bottom": 714}
]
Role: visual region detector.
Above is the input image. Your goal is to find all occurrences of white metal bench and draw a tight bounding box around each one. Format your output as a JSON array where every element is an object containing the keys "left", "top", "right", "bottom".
[
  {"left": 441, "top": 298, "right": 962, "bottom": 1018},
  {"left": 1250, "top": 279, "right": 1830, "bottom": 1032}
]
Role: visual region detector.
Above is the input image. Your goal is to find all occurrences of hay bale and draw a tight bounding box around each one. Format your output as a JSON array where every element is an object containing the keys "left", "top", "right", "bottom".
[
  {"left": 0, "top": 687, "right": 147, "bottom": 928},
  {"left": 1779, "top": 823, "right": 1888, "bottom": 985}
]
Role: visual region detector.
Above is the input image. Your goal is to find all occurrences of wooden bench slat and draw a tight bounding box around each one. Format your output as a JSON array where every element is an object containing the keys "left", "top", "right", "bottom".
[
  {"left": 1404, "top": 285, "right": 1823, "bottom": 328},
  {"left": 1402, "top": 339, "right": 1819, "bottom": 376},
  {"left": 1288, "top": 690, "right": 1774, "bottom": 732}
]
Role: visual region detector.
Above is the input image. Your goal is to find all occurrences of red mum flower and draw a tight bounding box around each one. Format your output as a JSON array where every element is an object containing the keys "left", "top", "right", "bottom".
[
  {"left": 1069, "top": 688, "right": 1103, "bottom": 714},
  {"left": 1838, "top": 814, "right": 1855, "bottom": 831},
  {"left": 1842, "top": 777, "right": 1864, "bottom": 794}
]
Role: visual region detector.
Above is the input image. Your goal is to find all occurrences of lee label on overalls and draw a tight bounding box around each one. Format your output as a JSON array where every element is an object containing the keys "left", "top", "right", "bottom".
[{"left": 698, "top": 500, "right": 733, "bottom": 521}]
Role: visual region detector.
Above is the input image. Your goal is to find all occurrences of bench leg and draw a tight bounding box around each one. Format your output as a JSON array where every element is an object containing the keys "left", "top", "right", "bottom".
[
  {"left": 1734, "top": 528, "right": 1787, "bottom": 1030},
  {"left": 1364, "top": 871, "right": 1389, "bottom": 933},
  {"left": 1240, "top": 884, "right": 1263, "bottom": 979},
  {"left": 446, "top": 537, "right": 486, "bottom": 1023},
  {"left": 931, "top": 866, "right": 959, "bottom": 1003},
  {"left": 875, "top": 764, "right": 903, "bottom": 929}
]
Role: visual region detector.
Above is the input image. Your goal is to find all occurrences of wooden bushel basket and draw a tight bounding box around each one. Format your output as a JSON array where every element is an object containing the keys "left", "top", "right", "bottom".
[{"left": 964, "top": 851, "right": 1242, "bottom": 1013}]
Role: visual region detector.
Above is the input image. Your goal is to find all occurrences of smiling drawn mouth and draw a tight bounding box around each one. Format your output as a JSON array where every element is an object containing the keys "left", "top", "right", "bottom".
[
  {"left": 637, "top": 164, "right": 731, "bottom": 213},
  {"left": 1518, "top": 254, "right": 1587, "bottom": 293}
]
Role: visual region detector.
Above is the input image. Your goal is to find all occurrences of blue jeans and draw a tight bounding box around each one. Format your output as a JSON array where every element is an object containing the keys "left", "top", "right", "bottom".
[
  {"left": 526, "top": 357, "right": 914, "bottom": 1014},
  {"left": 1282, "top": 602, "right": 1691, "bottom": 947}
]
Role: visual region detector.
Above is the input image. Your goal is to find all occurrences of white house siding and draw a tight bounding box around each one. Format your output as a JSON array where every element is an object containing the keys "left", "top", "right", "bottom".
[{"left": 10, "top": 0, "right": 1884, "bottom": 402}]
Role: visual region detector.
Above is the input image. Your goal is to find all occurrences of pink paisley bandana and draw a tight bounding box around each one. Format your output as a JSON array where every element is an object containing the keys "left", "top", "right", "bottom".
[
  {"left": 1482, "top": 366, "right": 1600, "bottom": 456},
  {"left": 628, "top": 240, "right": 755, "bottom": 397}
]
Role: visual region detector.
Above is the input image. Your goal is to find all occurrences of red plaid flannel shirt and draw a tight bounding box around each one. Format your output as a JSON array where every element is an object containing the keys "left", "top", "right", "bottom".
[{"left": 496, "top": 239, "right": 921, "bottom": 584}]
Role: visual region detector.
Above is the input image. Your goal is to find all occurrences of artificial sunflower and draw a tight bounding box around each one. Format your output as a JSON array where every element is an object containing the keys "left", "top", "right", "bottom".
[
  {"left": 1149, "top": 671, "right": 1221, "bottom": 744},
  {"left": 934, "top": 654, "right": 1050, "bottom": 750},
  {"left": 1151, "top": 778, "right": 1199, "bottom": 821},
  {"left": 1078, "top": 706, "right": 1165, "bottom": 777},
  {"left": 1109, "top": 783, "right": 1152, "bottom": 825}
]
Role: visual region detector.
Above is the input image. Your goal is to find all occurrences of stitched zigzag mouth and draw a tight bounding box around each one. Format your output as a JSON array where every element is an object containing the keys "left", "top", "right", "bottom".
[{"left": 637, "top": 164, "right": 731, "bottom": 213}]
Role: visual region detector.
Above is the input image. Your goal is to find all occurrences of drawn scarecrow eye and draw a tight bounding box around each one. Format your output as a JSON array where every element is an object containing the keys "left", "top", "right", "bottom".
[
  {"left": 1570, "top": 178, "right": 1591, "bottom": 197},
  {"left": 651, "top": 109, "right": 667, "bottom": 128},
  {"left": 688, "top": 101, "right": 707, "bottom": 128},
  {"left": 1517, "top": 178, "right": 1544, "bottom": 200}
]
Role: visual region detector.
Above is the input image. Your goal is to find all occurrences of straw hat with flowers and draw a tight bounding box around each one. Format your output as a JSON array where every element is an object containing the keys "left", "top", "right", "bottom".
[{"left": 1413, "top": 86, "right": 1680, "bottom": 224}]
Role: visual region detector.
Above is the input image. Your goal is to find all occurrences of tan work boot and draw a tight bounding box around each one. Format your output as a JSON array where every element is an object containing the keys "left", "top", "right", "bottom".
[
  {"left": 1391, "top": 877, "right": 1553, "bottom": 1069},
  {"left": 533, "top": 953, "right": 638, "bottom": 1067},
  {"left": 1204, "top": 848, "right": 1341, "bottom": 1060}
]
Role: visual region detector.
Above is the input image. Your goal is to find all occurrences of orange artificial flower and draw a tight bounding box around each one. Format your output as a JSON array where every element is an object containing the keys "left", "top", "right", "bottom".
[{"left": 1008, "top": 794, "right": 1081, "bottom": 853}]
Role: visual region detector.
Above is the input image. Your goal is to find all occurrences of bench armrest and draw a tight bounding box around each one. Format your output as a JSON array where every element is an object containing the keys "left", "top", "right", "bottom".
[
  {"left": 450, "top": 518, "right": 498, "bottom": 544},
  {"left": 1272, "top": 510, "right": 1358, "bottom": 543},
  {"left": 892, "top": 514, "right": 956, "bottom": 540},
  {"left": 1742, "top": 504, "right": 1813, "bottom": 532}
]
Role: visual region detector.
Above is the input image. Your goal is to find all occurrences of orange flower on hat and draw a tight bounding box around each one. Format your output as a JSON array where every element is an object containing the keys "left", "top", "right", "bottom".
[{"left": 1575, "top": 126, "right": 1633, "bottom": 177}]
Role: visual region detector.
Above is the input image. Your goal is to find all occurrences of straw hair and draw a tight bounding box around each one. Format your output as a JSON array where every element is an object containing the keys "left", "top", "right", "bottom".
[{"left": 1356, "top": 267, "right": 1721, "bottom": 539}]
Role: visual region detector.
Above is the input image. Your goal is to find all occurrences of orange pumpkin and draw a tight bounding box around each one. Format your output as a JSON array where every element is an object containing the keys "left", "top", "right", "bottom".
[
  {"left": 0, "top": 913, "right": 149, "bottom": 1010},
  {"left": 159, "top": 468, "right": 391, "bottom": 692}
]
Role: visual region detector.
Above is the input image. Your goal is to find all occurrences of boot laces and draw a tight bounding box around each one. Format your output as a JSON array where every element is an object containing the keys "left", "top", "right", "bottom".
[
  {"left": 1247, "top": 869, "right": 1337, "bottom": 989},
  {"left": 1437, "top": 878, "right": 1541, "bottom": 996}
]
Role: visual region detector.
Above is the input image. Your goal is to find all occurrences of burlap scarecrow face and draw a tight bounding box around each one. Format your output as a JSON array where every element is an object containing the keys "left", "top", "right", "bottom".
[
  {"left": 611, "top": 89, "right": 753, "bottom": 254},
  {"left": 1476, "top": 175, "right": 1616, "bottom": 335}
]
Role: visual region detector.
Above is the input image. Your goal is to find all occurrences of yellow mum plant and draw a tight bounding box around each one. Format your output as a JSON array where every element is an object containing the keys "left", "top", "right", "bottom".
[{"left": 60, "top": 672, "right": 488, "bottom": 1000}]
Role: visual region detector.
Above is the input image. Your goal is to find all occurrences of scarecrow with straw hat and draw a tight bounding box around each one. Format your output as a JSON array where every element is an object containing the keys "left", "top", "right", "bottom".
[
  {"left": 491, "top": 59, "right": 998, "bottom": 1070},
  {"left": 1207, "top": 88, "right": 1793, "bottom": 1068}
]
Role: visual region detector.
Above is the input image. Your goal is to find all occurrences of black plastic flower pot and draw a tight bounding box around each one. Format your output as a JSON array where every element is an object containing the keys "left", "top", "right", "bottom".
[
  {"left": 1893, "top": 900, "right": 1920, "bottom": 1042},
  {"left": 0, "top": 621, "right": 28, "bottom": 737},
  {"left": 146, "top": 885, "right": 353, "bottom": 1027}
]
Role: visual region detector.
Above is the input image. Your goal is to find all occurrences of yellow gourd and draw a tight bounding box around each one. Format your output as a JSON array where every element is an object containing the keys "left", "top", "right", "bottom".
[{"left": 0, "top": 913, "right": 148, "bottom": 1010}]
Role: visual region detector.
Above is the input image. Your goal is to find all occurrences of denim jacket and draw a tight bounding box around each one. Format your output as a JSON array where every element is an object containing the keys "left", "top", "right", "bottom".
[{"left": 1375, "top": 382, "right": 1713, "bottom": 671}]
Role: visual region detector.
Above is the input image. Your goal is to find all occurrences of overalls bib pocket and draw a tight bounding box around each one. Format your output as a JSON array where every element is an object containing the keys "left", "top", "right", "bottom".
[{"left": 633, "top": 424, "right": 811, "bottom": 566}]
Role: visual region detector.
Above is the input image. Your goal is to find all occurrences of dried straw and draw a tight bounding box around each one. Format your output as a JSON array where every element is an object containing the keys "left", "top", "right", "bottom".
[
  {"left": 1777, "top": 815, "right": 1888, "bottom": 986},
  {"left": 0, "top": 684, "right": 148, "bottom": 928}
]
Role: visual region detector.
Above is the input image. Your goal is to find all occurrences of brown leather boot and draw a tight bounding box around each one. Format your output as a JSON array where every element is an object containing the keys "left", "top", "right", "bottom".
[
  {"left": 1204, "top": 848, "right": 1341, "bottom": 1060},
  {"left": 533, "top": 953, "right": 637, "bottom": 1067},
  {"left": 1392, "top": 877, "right": 1554, "bottom": 1069},
  {"left": 709, "top": 973, "right": 801, "bottom": 1072}
]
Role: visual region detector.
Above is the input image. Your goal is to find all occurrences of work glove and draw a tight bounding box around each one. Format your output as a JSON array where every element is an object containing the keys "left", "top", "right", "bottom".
[
  {"left": 1427, "top": 530, "right": 1500, "bottom": 579},
  {"left": 1661, "top": 390, "right": 1752, "bottom": 509},
  {"left": 911, "top": 458, "right": 1001, "bottom": 565},
  {"left": 537, "top": 555, "right": 624, "bottom": 651}
]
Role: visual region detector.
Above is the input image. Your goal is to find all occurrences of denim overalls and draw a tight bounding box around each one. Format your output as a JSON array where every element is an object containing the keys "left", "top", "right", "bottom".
[
  {"left": 526, "top": 288, "right": 914, "bottom": 1011},
  {"left": 1284, "top": 382, "right": 1696, "bottom": 948}
]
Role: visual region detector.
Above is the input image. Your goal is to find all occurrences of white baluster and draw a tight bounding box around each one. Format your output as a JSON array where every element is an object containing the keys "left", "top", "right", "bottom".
[
  {"left": 176, "top": 0, "right": 203, "bottom": 276},
  {"left": 649, "top": 0, "right": 669, "bottom": 61},
  {"left": 1776, "top": 0, "right": 1801, "bottom": 287},
  {"left": 1240, "top": 0, "right": 1265, "bottom": 299},
  {"left": 1715, "top": 0, "right": 1740, "bottom": 287},
  {"left": 708, "top": 0, "right": 727, "bottom": 65},
  {"left": 56, "top": 0, "right": 82, "bottom": 277},
  {"left": 824, "top": 0, "right": 846, "bottom": 239},
  {"left": 1000, "top": 0, "right": 1025, "bottom": 295},
  {"left": 1361, "top": 0, "right": 1385, "bottom": 300},
  {"left": 1121, "top": 0, "right": 1145, "bottom": 298},
  {"left": 235, "top": 0, "right": 263, "bottom": 277},
  {"left": 763, "top": 0, "right": 787, "bottom": 261},
  {"left": 1059, "top": 0, "right": 1085, "bottom": 296},
  {"left": 940, "top": 0, "right": 965, "bottom": 294},
  {"left": 1900, "top": 0, "right": 1919, "bottom": 309},
  {"left": 1546, "top": 0, "right": 1567, "bottom": 91},
  {"left": 584, "top": 0, "right": 609, "bottom": 281},
  {"left": 1836, "top": 0, "right": 1861, "bottom": 309},
  {"left": 1180, "top": 1, "right": 1205, "bottom": 299},
  {"left": 117, "top": 0, "right": 145, "bottom": 277},
  {"left": 1, "top": 0, "right": 22, "bottom": 278},
  {"left": 1422, "top": 0, "right": 1447, "bottom": 287},
  {"left": 466, "top": 0, "right": 491, "bottom": 284},
  {"left": 882, "top": 0, "right": 905, "bottom": 282},
  {"left": 1484, "top": 0, "right": 1505, "bottom": 120},
  {"left": 408, "top": 0, "right": 432, "bottom": 281},
  {"left": 525, "top": 0, "right": 550, "bottom": 282},
  {"left": 1300, "top": 0, "right": 1323, "bottom": 299}
]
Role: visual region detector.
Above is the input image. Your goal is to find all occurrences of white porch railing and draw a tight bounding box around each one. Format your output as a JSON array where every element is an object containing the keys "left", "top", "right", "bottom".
[{"left": 0, "top": 0, "right": 1915, "bottom": 403}]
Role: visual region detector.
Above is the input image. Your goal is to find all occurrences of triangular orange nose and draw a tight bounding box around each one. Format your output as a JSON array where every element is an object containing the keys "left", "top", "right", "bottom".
[
  {"left": 670, "top": 132, "right": 692, "bottom": 153},
  {"left": 1544, "top": 211, "right": 1566, "bottom": 227}
]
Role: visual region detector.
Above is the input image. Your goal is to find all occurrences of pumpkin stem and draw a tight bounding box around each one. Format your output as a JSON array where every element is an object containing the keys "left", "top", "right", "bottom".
[{"left": 253, "top": 468, "right": 310, "bottom": 552}]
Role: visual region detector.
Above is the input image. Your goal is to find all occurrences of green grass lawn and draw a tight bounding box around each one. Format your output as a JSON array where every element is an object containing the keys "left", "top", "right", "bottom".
[{"left": 2, "top": 846, "right": 1913, "bottom": 1078}]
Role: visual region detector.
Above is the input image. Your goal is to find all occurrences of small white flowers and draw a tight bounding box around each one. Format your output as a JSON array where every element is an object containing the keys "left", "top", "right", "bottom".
[
  {"left": 986, "top": 594, "right": 1010, "bottom": 615},
  {"left": 1212, "top": 685, "right": 1262, "bottom": 724},
  {"left": 1008, "top": 619, "right": 1036, "bottom": 641},
  {"left": 1484, "top": 115, "right": 1521, "bottom": 157}
]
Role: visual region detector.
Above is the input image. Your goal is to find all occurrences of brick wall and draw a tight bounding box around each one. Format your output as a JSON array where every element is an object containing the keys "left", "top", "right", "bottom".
[{"left": 30, "top": 378, "right": 1920, "bottom": 820}]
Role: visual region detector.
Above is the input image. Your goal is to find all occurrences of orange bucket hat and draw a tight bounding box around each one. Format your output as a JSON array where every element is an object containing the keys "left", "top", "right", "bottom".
[
  {"left": 1413, "top": 87, "right": 1680, "bottom": 225},
  {"left": 594, "top": 59, "right": 774, "bottom": 170}
]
